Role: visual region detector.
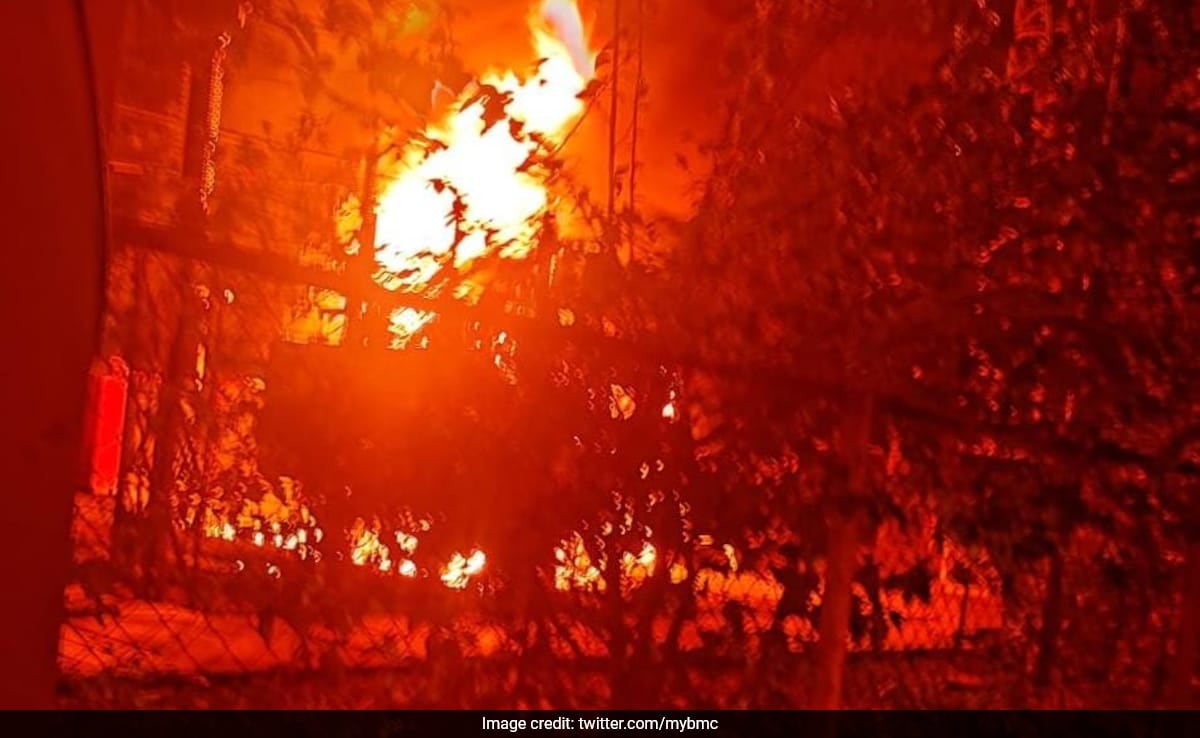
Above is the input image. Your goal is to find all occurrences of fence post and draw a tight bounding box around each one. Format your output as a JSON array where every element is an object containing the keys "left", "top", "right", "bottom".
[
  {"left": 344, "top": 141, "right": 380, "bottom": 348},
  {"left": 815, "top": 393, "right": 873, "bottom": 709},
  {"left": 139, "top": 284, "right": 201, "bottom": 587},
  {"left": 1033, "top": 548, "right": 1065, "bottom": 691}
]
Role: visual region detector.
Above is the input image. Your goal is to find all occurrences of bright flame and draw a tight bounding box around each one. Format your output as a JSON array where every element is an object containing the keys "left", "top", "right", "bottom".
[
  {"left": 662, "top": 391, "right": 678, "bottom": 420},
  {"left": 554, "top": 531, "right": 604, "bottom": 592},
  {"left": 198, "top": 487, "right": 458, "bottom": 583},
  {"left": 351, "top": 535, "right": 385, "bottom": 566},
  {"left": 388, "top": 307, "right": 436, "bottom": 347},
  {"left": 394, "top": 530, "right": 419, "bottom": 555},
  {"left": 373, "top": 0, "right": 595, "bottom": 337},
  {"left": 723, "top": 543, "right": 739, "bottom": 573},
  {"left": 621, "top": 541, "right": 658, "bottom": 585},
  {"left": 553, "top": 532, "right": 661, "bottom": 594},
  {"left": 350, "top": 518, "right": 394, "bottom": 572},
  {"left": 442, "top": 549, "right": 487, "bottom": 589}
]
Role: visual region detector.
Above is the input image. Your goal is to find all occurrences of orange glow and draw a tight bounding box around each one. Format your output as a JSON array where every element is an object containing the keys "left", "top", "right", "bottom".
[
  {"left": 669, "top": 558, "right": 689, "bottom": 584},
  {"left": 610, "top": 384, "right": 636, "bottom": 420},
  {"left": 372, "top": 0, "right": 596, "bottom": 338}
]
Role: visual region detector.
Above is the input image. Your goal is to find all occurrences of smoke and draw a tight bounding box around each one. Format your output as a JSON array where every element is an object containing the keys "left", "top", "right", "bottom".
[
  {"left": 628, "top": 0, "right": 736, "bottom": 221},
  {"left": 542, "top": 0, "right": 594, "bottom": 79},
  {"left": 452, "top": 0, "right": 557, "bottom": 75}
]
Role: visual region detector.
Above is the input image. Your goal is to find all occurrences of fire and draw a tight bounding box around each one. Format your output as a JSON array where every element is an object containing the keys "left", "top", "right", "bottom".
[
  {"left": 388, "top": 307, "right": 435, "bottom": 346},
  {"left": 394, "top": 530, "right": 419, "bottom": 555},
  {"left": 349, "top": 518, "right": 392, "bottom": 570},
  {"left": 661, "top": 390, "right": 678, "bottom": 420},
  {"left": 442, "top": 549, "right": 487, "bottom": 589},
  {"left": 373, "top": 0, "right": 596, "bottom": 337},
  {"left": 554, "top": 531, "right": 603, "bottom": 591},
  {"left": 621, "top": 541, "right": 658, "bottom": 585},
  {"left": 200, "top": 479, "right": 322, "bottom": 562},
  {"left": 204, "top": 498, "right": 483, "bottom": 588},
  {"left": 553, "top": 531, "right": 664, "bottom": 594}
]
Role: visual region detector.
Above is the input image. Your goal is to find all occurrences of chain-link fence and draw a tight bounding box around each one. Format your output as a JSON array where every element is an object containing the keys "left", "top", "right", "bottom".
[{"left": 58, "top": 214, "right": 1191, "bottom": 708}]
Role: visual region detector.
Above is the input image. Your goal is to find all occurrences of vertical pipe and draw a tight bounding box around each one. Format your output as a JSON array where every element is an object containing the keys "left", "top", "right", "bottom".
[
  {"left": 627, "top": 0, "right": 644, "bottom": 214},
  {"left": 815, "top": 393, "right": 873, "bottom": 709},
  {"left": 606, "top": 0, "right": 622, "bottom": 223},
  {"left": 1033, "top": 548, "right": 1065, "bottom": 690}
]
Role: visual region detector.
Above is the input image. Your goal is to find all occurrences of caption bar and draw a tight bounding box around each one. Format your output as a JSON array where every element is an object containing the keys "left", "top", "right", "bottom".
[{"left": 483, "top": 716, "right": 720, "bottom": 732}]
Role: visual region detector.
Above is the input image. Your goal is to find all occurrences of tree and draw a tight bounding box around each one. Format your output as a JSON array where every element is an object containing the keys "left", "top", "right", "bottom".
[{"left": 639, "top": 0, "right": 1197, "bottom": 705}]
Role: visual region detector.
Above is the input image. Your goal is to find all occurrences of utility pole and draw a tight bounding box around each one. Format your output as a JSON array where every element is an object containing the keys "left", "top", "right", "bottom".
[{"left": 606, "top": 0, "right": 622, "bottom": 223}]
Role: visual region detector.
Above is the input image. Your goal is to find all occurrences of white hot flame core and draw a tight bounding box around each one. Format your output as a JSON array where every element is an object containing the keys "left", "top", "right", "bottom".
[{"left": 373, "top": 1, "right": 595, "bottom": 337}]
